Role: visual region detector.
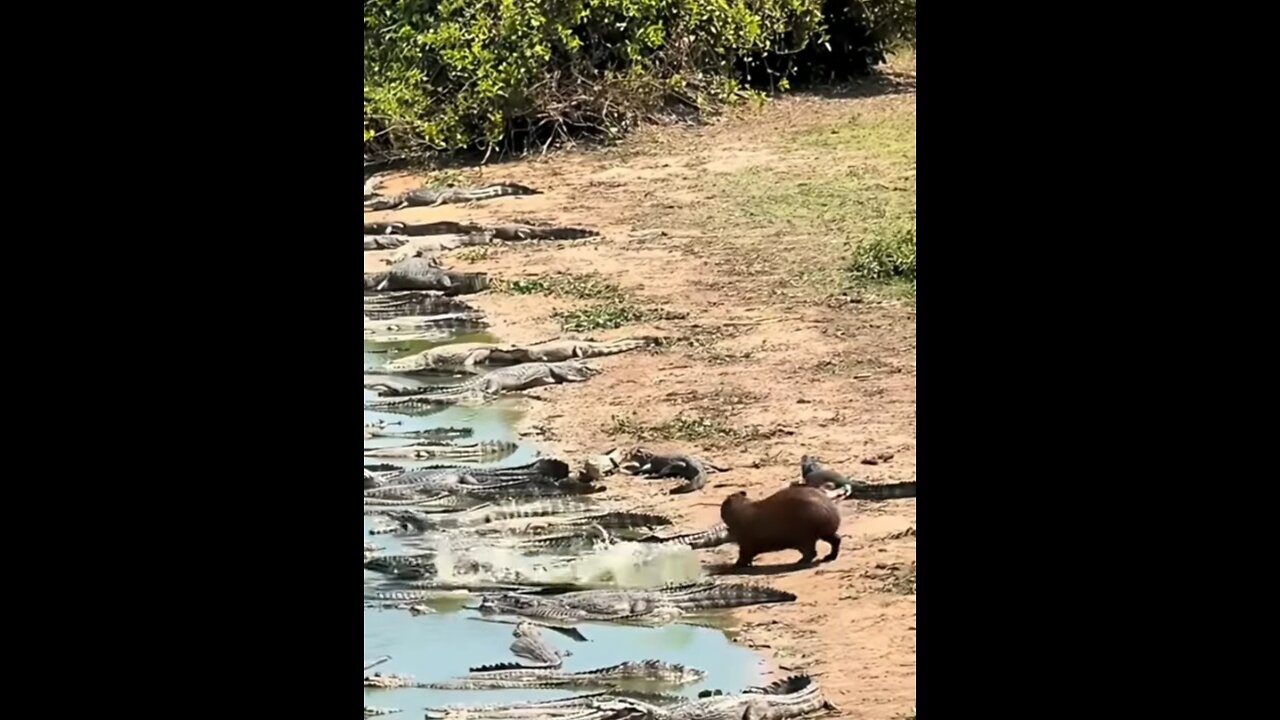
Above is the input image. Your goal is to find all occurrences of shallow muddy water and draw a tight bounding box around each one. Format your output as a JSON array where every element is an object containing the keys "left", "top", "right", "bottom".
[{"left": 363, "top": 330, "right": 764, "bottom": 716}]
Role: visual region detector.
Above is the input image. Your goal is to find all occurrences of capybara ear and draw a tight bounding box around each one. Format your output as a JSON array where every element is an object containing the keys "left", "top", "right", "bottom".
[{"left": 734, "top": 490, "right": 747, "bottom": 497}]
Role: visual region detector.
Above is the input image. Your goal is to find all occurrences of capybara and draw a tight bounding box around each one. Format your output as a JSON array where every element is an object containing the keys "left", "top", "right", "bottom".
[{"left": 719, "top": 485, "right": 842, "bottom": 567}]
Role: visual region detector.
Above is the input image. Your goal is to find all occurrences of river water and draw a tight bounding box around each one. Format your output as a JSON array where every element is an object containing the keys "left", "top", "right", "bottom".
[{"left": 362, "top": 332, "right": 764, "bottom": 716}]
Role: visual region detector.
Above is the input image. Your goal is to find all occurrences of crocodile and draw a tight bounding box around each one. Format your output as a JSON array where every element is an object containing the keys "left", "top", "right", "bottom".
[
  {"left": 799, "top": 454, "right": 917, "bottom": 499},
  {"left": 364, "top": 439, "right": 518, "bottom": 462},
  {"left": 364, "top": 182, "right": 540, "bottom": 211},
  {"left": 364, "top": 425, "right": 473, "bottom": 442},
  {"left": 363, "top": 706, "right": 401, "bottom": 717},
  {"left": 385, "top": 336, "right": 657, "bottom": 373},
  {"left": 363, "top": 292, "right": 475, "bottom": 321},
  {"left": 420, "top": 675, "right": 831, "bottom": 720},
  {"left": 363, "top": 257, "right": 491, "bottom": 295},
  {"left": 384, "top": 336, "right": 654, "bottom": 373},
  {"left": 363, "top": 234, "right": 410, "bottom": 251},
  {"left": 368, "top": 458, "right": 571, "bottom": 490},
  {"left": 475, "top": 582, "right": 795, "bottom": 624},
  {"left": 508, "top": 621, "right": 572, "bottom": 667},
  {"left": 488, "top": 224, "right": 599, "bottom": 241},
  {"left": 367, "top": 361, "right": 599, "bottom": 408},
  {"left": 637, "top": 523, "right": 732, "bottom": 550},
  {"left": 652, "top": 674, "right": 834, "bottom": 720},
  {"left": 622, "top": 448, "right": 729, "bottom": 495},
  {"left": 364, "top": 220, "right": 485, "bottom": 236},
  {"left": 417, "top": 659, "right": 704, "bottom": 690},
  {"left": 364, "top": 313, "right": 487, "bottom": 335}
]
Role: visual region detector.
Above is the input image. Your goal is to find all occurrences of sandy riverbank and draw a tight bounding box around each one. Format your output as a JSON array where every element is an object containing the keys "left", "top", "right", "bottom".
[{"left": 364, "top": 75, "right": 916, "bottom": 718}]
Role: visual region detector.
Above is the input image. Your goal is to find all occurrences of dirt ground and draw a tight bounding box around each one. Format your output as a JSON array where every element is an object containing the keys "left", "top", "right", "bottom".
[{"left": 365, "top": 59, "right": 916, "bottom": 719}]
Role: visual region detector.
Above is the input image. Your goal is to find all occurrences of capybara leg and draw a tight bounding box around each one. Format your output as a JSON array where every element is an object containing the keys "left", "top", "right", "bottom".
[
  {"left": 798, "top": 542, "right": 819, "bottom": 565},
  {"left": 734, "top": 548, "right": 756, "bottom": 568},
  {"left": 820, "top": 534, "right": 841, "bottom": 563}
]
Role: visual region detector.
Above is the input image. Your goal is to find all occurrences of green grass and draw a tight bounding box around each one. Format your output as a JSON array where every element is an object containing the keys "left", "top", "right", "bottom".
[
  {"left": 608, "top": 411, "right": 768, "bottom": 446},
  {"left": 847, "top": 221, "right": 916, "bottom": 298},
  {"left": 659, "top": 99, "right": 916, "bottom": 303},
  {"left": 494, "top": 272, "right": 671, "bottom": 331},
  {"left": 555, "top": 303, "right": 652, "bottom": 332},
  {"left": 493, "top": 272, "right": 626, "bottom": 301}
]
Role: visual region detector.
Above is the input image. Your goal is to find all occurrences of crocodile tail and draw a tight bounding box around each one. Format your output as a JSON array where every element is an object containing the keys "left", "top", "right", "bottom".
[
  {"left": 744, "top": 675, "right": 815, "bottom": 695},
  {"left": 580, "top": 511, "right": 672, "bottom": 529},
  {"left": 672, "top": 583, "right": 797, "bottom": 610},
  {"left": 848, "top": 480, "right": 916, "bottom": 500},
  {"left": 496, "top": 182, "right": 540, "bottom": 196},
  {"left": 547, "top": 227, "right": 599, "bottom": 239},
  {"left": 532, "top": 458, "right": 571, "bottom": 480},
  {"left": 468, "top": 661, "right": 527, "bottom": 673}
]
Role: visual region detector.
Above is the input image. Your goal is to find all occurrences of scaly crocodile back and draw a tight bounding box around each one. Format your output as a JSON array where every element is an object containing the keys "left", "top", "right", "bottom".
[{"left": 847, "top": 480, "right": 916, "bottom": 500}]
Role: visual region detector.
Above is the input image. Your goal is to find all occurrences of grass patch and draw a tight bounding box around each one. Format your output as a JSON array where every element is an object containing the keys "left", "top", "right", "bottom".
[
  {"left": 494, "top": 272, "right": 677, "bottom": 331},
  {"left": 555, "top": 302, "right": 652, "bottom": 332},
  {"left": 655, "top": 98, "right": 916, "bottom": 303},
  {"left": 608, "top": 411, "right": 768, "bottom": 446},
  {"left": 454, "top": 247, "right": 496, "bottom": 263},
  {"left": 493, "top": 272, "right": 626, "bottom": 301},
  {"left": 847, "top": 221, "right": 916, "bottom": 299}
]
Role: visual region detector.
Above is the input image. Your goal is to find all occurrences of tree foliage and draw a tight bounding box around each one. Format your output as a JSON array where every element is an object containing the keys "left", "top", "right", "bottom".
[{"left": 363, "top": 0, "right": 915, "bottom": 157}]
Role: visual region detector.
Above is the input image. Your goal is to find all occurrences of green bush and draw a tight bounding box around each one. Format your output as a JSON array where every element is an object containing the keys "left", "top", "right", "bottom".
[
  {"left": 847, "top": 222, "right": 916, "bottom": 294},
  {"left": 363, "top": 0, "right": 914, "bottom": 157}
]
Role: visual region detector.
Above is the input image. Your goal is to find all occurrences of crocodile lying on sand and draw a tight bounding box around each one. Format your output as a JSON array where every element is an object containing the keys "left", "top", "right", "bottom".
[
  {"left": 365, "top": 220, "right": 484, "bottom": 236},
  {"left": 620, "top": 448, "right": 729, "bottom": 495},
  {"left": 363, "top": 439, "right": 518, "bottom": 462},
  {"left": 799, "top": 454, "right": 918, "bottom": 499},
  {"left": 366, "top": 361, "right": 599, "bottom": 409},
  {"left": 409, "top": 659, "right": 704, "bottom": 690},
  {"left": 421, "top": 674, "right": 833, "bottom": 720},
  {"left": 384, "top": 337, "right": 657, "bottom": 373},
  {"left": 363, "top": 257, "right": 490, "bottom": 295},
  {"left": 364, "top": 182, "right": 540, "bottom": 211}
]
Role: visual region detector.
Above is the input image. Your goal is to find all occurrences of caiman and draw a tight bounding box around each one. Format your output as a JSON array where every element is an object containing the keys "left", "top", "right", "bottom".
[
  {"left": 508, "top": 621, "right": 571, "bottom": 668},
  {"left": 622, "top": 448, "right": 729, "bottom": 495},
  {"left": 363, "top": 182, "right": 539, "bottom": 211},
  {"left": 366, "top": 361, "right": 599, "bottom": 409},
  {"left": 414, "top": 659, "right": 704, "bottom": 690},
  {"left": 363, "top": 257, "right": 490, "bottom": 295},
  {"left": 799, "top": 454, "right": 917, "bottom": 499},
  {"left": 474, "top": 581, "right": 796, "bottom": 625},
  {"left": 384, "top": 337, "right": 657, "bottom": 373},
  {"left": 363, "top": 439, "right": 518, "bottom": 462},
  {"left": 419, "top": 674, "right": 834, "bottom": 720}
]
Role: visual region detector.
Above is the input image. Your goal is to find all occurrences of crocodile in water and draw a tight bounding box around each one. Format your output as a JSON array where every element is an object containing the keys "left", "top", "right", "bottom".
[
  {"left": 507, "top": 621, "right": 572, "bottom": 668},
  {"left": 364, "top": 439, "right": 518, "bottom": 462},
  {"left": 420, "top": 674, "right": 833, "bottom": 720},
  {"left": 414, "top": 658, "right": 704, "bottom": 690}
]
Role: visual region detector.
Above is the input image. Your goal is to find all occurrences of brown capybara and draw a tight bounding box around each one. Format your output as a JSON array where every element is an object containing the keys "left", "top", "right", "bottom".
[{"left": 719, "top": 485, "right": 842, "bottom": 568}]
